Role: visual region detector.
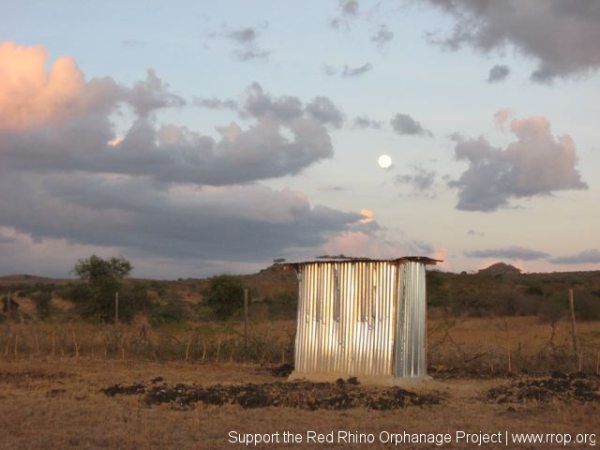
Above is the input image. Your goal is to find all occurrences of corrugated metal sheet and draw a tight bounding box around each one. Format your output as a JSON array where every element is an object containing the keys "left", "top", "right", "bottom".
[
  {"left": 395, "top": 261, "right": 427, "bottom": 378},
  {"left": 292, "top": 258, "right": 431, "bottom": 379}
]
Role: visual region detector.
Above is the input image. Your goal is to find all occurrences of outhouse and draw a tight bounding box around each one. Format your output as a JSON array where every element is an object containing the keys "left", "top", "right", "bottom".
[{"left": 285, "top": 256, "right": 438, "bottom": 384}]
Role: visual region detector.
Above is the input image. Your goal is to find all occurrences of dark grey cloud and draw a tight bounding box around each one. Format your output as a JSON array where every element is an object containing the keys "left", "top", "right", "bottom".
[
  {"left": 395, "top": 167, "right": 436, "bottom": 191},
  {"left": 425, "top": 0, "right": 600, "bottom": 82},
  {"left": 0, "top": 172, "right": 363, "bottom": 264},
  {"left": 371, "top": 24, "right": 394, "bottom": 48},
  {"left": 342, "top": 63, "right": 373, "bottom": 78},
  {"left": 487, "top": 64, "right": 510, "bottom": 83},
  {"left": 226, "top": 26, "right": 270, "bottom": 61},
  {"left": 450, "top": 115, "right": 587, "bottom": 211},
  {"left": 193, "top": 97, "right": 239, "bottom": 111},
  {"left": 550, "top": 249, "right": 600, "bottom": 265},
  {"left": 390, "top": 113, "right": 433, "bottom": 137},
  {"left": 353, "top": 115, "right": 383, "bottom": 129},
  {"left": 465, "top": 246, "right": 550, "bottom": 261}
]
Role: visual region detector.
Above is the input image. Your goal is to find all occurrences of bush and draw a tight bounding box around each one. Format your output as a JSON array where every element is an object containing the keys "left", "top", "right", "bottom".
[
  {"left": 66, "top": 255, "right": 151, "bottom": 323},
  {"left": 264, "top": 292, "right": 298, "bottom": 319},
  {"left": 205, "top": 275, "right": 244, "bottom": 319},
  {"left": 31, "top": 290, "right": 52, "bottom": 319}
]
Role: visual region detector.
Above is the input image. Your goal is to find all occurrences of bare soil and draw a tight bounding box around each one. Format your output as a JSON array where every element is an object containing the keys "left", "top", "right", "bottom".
[{"left": 0, "top": 359, "right": 598, "bottom": 449}]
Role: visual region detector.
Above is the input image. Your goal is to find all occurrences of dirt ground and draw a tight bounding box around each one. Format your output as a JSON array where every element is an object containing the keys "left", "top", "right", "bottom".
[{"left": 0, "top": 359, "right": 598, "bottom": 449}]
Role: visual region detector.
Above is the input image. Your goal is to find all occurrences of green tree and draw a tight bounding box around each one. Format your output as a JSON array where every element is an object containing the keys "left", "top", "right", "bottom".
[
  {"left": 73, "top": 255, "right": 132, "bottom": 284},
  {"left": 205, "top": 274, "right": 244, "bottom": 319},
  {"left": 68, "top": 255, "right": 141, "bottom": 322}
]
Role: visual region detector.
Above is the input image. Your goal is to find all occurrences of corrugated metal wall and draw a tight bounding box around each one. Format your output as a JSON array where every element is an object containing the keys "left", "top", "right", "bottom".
[
  {"left": 293, "top": 260, "right": 428, "bottom": 379},
  {"left": 395, "top": 261, "right": 427, "bottom": 377}
]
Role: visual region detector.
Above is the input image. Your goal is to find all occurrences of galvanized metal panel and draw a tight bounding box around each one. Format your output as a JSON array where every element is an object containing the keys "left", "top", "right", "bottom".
[
  {"left": 292, "top": 258, "right": 430, "bottom": 380},
  {"left": 394, "top": 261, "right": 427, "bottom": 378},
  {"left": 293, "top": 261, "right": 400, "bottom": 378}
]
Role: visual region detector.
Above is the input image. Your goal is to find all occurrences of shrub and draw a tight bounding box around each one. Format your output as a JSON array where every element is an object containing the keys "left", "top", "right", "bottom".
[
  {"left": 31, "top": 290, "right": 52, "bottom": 319},
  {"left": 205, "top": 274, "right": 244, "bottom": 319}
]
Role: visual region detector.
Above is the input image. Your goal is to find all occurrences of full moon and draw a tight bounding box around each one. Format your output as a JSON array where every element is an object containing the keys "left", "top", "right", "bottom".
[{"left": 378, "top": 154, "right": 392, "bottom": 169}]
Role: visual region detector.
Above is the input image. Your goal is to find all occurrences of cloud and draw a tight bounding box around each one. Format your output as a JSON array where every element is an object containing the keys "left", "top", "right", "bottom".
[
  {"left": 229, "top": 27, "right": 257, "bottom": 44},
  {"left": 341, "top": 63, "right": 373, "bottom": 78},
  {"left": 0, "top": 235, "right": 16, "bottom": 244},
  {"left": 323, "top": 230, "right": 434, "bottom": 260},
  {"left": 448, "top": 132, "right": 465, "bottom": 142},
  {"left": 226, "top": 26, "right": 270, "bottom": 61},
  {"left": 487, "top": 64, "right": 510, "bottom": 83},
  {"left": 319, "top": 185, "right": 348, "bottom": 192},
  {"left": 305, "top": 96, "right": 345, "bottom": 129},
  {"left": 126, "top": 69, "right": 185, "bottom": 117},
  {"left": 322, "top": 65, "right": 338, "bottom": 77},
  {"left": 0, "top": 60, "right": 336, "bottom": 185},
  {"left": 425, "top": 0, "right": 600, "bottom": 82},
  {"left": 395, "top": 167, "right": 436, "bottom": 191},
  {"left": 339, "top": 0, "right": 359, "bottom": 17},
  {"left": 353, "top": 115, "right": 383, "bottom": 129},
  {"left": 467, "top": 229, "right": 484, "bottom": 237},
  {"left": 371, "top": 24, "right": 394, "bottom": 48},
  {"left": 0, "top": 173, "right": 363, "bottom": 269},
  {"left": 122, "top": 39, "right": 145, "bottom": 48},
  {"left": 390, "top": 113, "right": 433, "bottom": 137},
  {"left": 193, "top": 97, "right": 239, "bottom": 111},
  {"left": 493, "top": 108, "right": 513, "bottom": 130},
  {"left": 330, "top": 0, "right": 360, "bottom": 30},
  {"left": 0, "top": 41, "right": 121, "bottom": 131},
  {"left": 465, "top": 246, "right": 550, "bottom": 261},
  {"left": 0, "top": 42, "right": 366, "bottom": 277},
  {"left": 359, "top": 209, "right": 374, "bottom": 224},
  {"left": 550, "top": 249, "right": 600, "bottom": 265},
  {"left": 450, "top": 114, "right": 587, "bottom": 211},
  {"left": 323, "top": 63, "right": 374, "bottom": 78}
]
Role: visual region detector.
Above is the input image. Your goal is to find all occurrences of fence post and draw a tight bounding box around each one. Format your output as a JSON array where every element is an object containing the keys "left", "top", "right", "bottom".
[
  {"left": 244, "top": 288, "right": 249, "bottom": 347},
  {"left": 569, "top": 288, "right": 579, "bottom": 361},
  {"left": 115, "top": 292, "right": 119, "bottom": 325}
]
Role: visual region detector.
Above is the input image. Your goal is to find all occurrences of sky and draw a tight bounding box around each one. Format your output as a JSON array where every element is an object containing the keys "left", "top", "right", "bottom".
[{"left": 1, "top": 0, "right": 599, "bottom": 279}]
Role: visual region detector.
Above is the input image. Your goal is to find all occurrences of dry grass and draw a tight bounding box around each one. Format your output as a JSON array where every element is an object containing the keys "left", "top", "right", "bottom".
[
  {"left": 3, "top": 316, "right": 598, "bottom": 374},
  {"left": 0, "top": 358, "right": 598, "bottom": 449},
  {"left": 428, "top": 317, "right": 600, "bottom": 374}
]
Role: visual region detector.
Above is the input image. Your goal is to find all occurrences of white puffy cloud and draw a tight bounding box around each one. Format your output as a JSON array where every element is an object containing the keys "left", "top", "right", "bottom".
[
  {"left": 450, "top": 114, "right": 587, "bottom": 211},
  {"left": 0, "top": 41, "right": 121, "bottom": 130}
]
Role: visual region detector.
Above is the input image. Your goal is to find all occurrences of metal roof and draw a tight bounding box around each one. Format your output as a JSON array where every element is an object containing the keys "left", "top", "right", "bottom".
[{"left": 281, "top": 255, "right": 441, "bottom": 268}]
